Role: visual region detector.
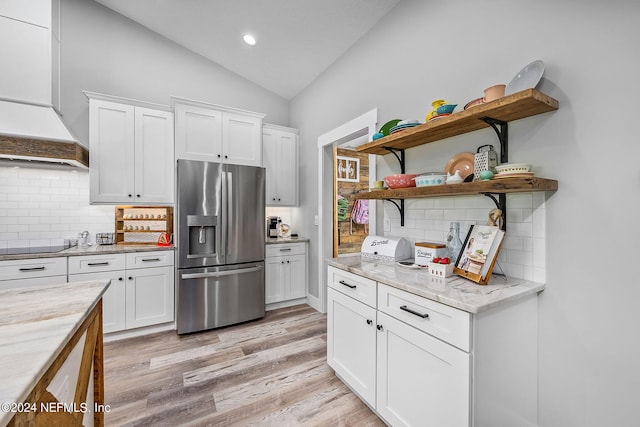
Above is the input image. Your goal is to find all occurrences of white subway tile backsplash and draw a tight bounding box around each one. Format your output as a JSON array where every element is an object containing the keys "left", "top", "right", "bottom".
[
  {"left": 510, "top": 193, "right": 534, "bottom": 208},
  {"left": 383, "top": 192, "right": 547, "bottom": 282},
  {"left": 0, "top": 165, "right": 115, "bottom": 247}
]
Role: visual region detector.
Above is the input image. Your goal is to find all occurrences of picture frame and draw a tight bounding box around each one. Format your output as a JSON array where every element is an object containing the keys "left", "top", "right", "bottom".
[{"left": 336, "top": 156, "right": 360, "bottom": 182}]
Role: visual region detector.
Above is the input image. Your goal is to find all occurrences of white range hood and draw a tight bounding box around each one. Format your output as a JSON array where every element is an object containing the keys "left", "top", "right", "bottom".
[{"left": 0, "top": 0, "right": 89, "bottom": 168}]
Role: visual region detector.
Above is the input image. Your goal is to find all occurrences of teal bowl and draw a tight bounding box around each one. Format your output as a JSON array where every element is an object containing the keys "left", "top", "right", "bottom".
[{"left": 436, "top": 104, "right": 457, "bottom": 115}]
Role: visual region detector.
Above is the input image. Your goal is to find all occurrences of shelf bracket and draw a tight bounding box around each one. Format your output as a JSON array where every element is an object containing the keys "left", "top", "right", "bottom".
[
  {"left": 383, "top": 147, "right": 406, "bottom": 173},
  {"left": 385, "top": 199, "right": 405, "bottom": 227},
  {"left": 479, "top": 117, "right": 508, "bottom": 163},
  {"left": 481, "top": 193, "right": 507, "bottom": 231}
]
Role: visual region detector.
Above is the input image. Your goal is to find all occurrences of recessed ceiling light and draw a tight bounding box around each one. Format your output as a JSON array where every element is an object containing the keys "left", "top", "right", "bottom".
[{"left": 242, "top": 33, "right": 257, "bottom": 46}]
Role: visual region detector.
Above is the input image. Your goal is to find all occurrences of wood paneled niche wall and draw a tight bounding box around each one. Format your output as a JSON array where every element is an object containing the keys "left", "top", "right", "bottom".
[{"left": 333, "top": 148, "right": 370, "bottom": 256}]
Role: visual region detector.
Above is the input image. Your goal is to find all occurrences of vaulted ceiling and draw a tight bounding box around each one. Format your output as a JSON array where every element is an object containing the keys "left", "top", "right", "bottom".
[{"left": 94, "top": 0, "right": 400, "bottom": 100}]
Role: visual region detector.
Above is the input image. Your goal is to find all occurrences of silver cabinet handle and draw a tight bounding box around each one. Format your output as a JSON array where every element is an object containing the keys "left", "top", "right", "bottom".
[
  {"left": 19, "top": 266, "right": 45, "bottom": 272},
  {"left": 400, "top": 305, "right": 429, "bottom": 319},
  {"left": 87, "top": 262, "right": 109, "bottom": 266},
  {"left": 181, "top": 265, "right": 263, "bottom": 280}
]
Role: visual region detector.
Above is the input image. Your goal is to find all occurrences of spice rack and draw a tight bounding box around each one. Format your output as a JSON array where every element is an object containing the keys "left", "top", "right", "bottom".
[{"left": 115, "top": 206, "right": 173, "bottom": 245}]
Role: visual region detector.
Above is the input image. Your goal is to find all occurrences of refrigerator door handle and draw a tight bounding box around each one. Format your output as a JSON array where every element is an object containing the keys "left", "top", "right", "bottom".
[
  {"left": 226, "top": 171, "right": 232, "bottom": 255},
  {"left": 220, "top": 171, "right": 227, "bottom": 258},
  {"left": 181, "top": 265, "right": 263, "bottom": 280}
]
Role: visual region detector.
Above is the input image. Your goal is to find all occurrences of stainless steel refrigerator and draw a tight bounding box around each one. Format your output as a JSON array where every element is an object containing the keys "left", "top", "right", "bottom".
[{"left": 176, "top": 159, "right": 265, "bottom": 334}]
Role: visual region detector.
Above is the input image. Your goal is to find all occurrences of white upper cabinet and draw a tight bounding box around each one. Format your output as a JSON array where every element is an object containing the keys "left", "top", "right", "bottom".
[
  {"left": 263, "top": 124, "right": 299, "bottom": 206},
  {"left": 173, "top": 97, "right": 265, "bottom": 167},
  {"left": 0, "top": 0, "right": 51, "bottom": 105},
  {"left": 86, "top": 92, "right": 174, "bottom": 204},
  {"left": 173, "top": 102, "right": 223, "bottom": 163}
]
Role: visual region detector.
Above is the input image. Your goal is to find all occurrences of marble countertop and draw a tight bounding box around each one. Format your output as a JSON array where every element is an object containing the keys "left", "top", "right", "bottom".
[
  {"left": 0, "top": 245, "right": 174, "bottom": 262},
  {"left": 265, "top": 237, "right": 310, "bottom": 244},
  {"left": 0, "top": 280, "right": 111, "bottom": 425},
  {"left": 328, "top": 254, "right": 544, "bottom": 314}
]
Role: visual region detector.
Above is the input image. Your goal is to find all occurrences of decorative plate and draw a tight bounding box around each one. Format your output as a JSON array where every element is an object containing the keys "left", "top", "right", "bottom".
[
  {"left": 443, "top": 152, "right": 474, "bottom": 180},
  {"left": 494, "top": 172, "right": 535, "bottom": 179},
  {"left": 379, "top": 119, "right": 402, "bottom": 136},
  {"left": 505, "top": 60, "right": 545, "bottom": 96}
]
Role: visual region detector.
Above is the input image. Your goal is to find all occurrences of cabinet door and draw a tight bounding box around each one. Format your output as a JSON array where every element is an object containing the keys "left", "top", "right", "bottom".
[
  {"left": 327, "top": 288, "right": 377, "bottom": 406},
  {"left": 262, "top": 127, "right": 279, "bottom": 204},
  {"left": 89, "top": 99, "right": 135, "bottom": 203},
  {"left": 286, "top": 253, "right": 306, "bottom": 300},
  {"left": 125, "top": 266, "right": 174, "bottom": 329},
  {"left": 276, "top": 130, "right": 298, "bottom": 206},
  {"left": 376, "top": 312, "right": 470, "bottom": 427},
  {"left": 0, "top": 15, "right": 50, "bottom": 105},
  {"left": 134, "top": 107, "right": 174, "bottom": 203},
  {"left": 222, "top": 112, "right": 262, "bottom": 166},
  {"left": 68, "top": 271, "right": 126, "bottom": 334},
  {"left": 265, "top": 256, "right": 285, "bottom": 304},
  {"left": 174, "top": 102, "right": 223, "bottom": 162}
]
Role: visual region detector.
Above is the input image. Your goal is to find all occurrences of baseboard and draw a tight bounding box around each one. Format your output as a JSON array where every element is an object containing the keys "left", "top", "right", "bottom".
[
  {"left": 104, "top": 322, "right": 175, "bottom": 342},
  {"left": 266, "top": 297, "right": 307, "bottom": 311}
]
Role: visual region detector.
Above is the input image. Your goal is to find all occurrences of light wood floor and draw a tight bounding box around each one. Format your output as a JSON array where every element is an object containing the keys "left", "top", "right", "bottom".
[{"left": 103, "top": 304, "right": 385, "bottom": 426}]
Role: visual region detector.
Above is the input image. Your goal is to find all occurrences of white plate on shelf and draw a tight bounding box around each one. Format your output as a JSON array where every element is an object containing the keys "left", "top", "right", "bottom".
[{"left": 505, "top": 60, "right": 545, "bottom": 95}]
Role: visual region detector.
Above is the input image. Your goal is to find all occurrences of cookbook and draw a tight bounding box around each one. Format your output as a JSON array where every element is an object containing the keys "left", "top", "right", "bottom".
[{"left": 454, "top": 225, "right": 505, "bottom": 285}]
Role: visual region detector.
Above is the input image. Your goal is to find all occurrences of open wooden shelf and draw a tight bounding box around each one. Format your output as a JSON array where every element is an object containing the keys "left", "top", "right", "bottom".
[
  {"left": 357, "top": 177, "right": 558, "bottom": 200},
  {"left": 355, "top": 89, "right": 558, "bottom": 155}
]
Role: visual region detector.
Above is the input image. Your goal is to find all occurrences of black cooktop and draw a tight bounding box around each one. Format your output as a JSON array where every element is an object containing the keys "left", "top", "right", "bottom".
[{"left": 0, "top": 245, "right": 67, "bottom": 255}]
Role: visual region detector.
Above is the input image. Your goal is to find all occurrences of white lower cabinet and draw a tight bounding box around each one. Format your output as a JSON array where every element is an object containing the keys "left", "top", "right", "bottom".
[
  {"left": 265, "top": 242, "right": 307, "bottom": 305},
  {"left": 327, "top": 287, "right": 377, "bottom": 405},
  {"left": 68, "top": 251, "right": 174, "bottom": 334},
  {"left": 376, "top": 311, "right": 470, "bottom": 426},
  {"left": 0, "top": 257, "right": 67, "bottom": 290},
  {"left": 327, "top": 265, "right": 538, "bottom": 427}
]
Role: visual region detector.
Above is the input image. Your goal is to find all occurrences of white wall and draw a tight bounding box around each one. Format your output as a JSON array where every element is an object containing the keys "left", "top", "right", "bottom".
[
  {"left": 59, "top": 0, "right": 290, "bottom": 147},
  {"left": 291, "top": 0, "right": 640, "bottom": 425}
]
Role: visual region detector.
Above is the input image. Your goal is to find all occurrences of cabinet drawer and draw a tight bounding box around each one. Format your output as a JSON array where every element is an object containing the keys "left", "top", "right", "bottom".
[
  {"left": 266, "top": 243, "right": 305, "bottom": 258},
  {"left": 378, "top": 283, "right": 470, "bottom": 352},
  {"left": 327, "top": 266, "right": 376, "bottom": 308},
  {"left": 0, "top": 275, "right": 68, "bottom": 291},
  {"left": 126, "top": 250, "right": 174, "bottom": 269},
  {"left": 68, "top": 254, "right": 126, "bottom": 274},
  {"left": 0, "top": 257, "right": 67, "bottom": 281}
]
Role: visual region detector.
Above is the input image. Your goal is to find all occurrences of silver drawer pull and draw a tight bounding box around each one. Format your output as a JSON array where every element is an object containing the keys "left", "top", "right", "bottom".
[
  {"left": 339, "top": 280, "right": 356, "bottom": 289},
  {"left": 279, "top": 248, "right": 292, "bottom": 252},
  {"left": 400, "top": 305, "right": 429, "bottom": 319},
  {"left": 142, "top": 258, "right": 161, "bottom": 262},
  {"left": 88, "top": 262, "right": 109, "bottom": 266},
  {"left": 19, "top": 266, "right": 45, "bottom": 272}
]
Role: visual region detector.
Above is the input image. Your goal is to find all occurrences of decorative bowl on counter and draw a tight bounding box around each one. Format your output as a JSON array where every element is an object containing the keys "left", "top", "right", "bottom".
[
  {"left": 413, "top": 172, "right": 446, "bottom": 187},
  {"left": 384, "top": 174, "right": 418, "bottom": 189},
  {"left": 495, "top": 163, "right": 531, "bottom": 174}
]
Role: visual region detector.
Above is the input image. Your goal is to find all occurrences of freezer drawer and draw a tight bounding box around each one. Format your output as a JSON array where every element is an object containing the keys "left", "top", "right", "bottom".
[{"left": 177, "top": 262, "right": 265, "bottom": 334}]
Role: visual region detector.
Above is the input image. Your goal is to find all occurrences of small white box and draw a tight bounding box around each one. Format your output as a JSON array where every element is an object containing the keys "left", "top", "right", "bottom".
[
  {"left": 415, "top": 242, "right": 447, "bottom": 266},
  {"left": 428, "top": 262, "right": 455, "bottom": 278}
]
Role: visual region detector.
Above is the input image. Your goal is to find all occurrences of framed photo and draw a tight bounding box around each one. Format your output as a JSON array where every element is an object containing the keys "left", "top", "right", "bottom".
[{"left": 336, "top": 156, "right": 360, "bottom": 182}]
